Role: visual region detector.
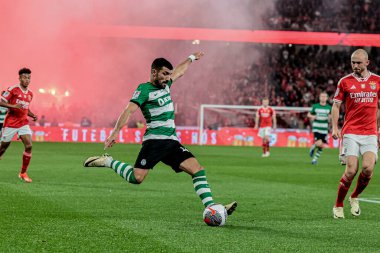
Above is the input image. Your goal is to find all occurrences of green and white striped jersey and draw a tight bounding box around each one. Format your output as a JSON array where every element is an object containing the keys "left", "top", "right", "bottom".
[
  {"left": 0, "top": 106, "right": 7, "bottom": 124},
  {"left": 310, "top": 103, "right": 332, "bottom": 134},
  {"left": 130, "top": 80, "right": 177, "bottom": 142}
]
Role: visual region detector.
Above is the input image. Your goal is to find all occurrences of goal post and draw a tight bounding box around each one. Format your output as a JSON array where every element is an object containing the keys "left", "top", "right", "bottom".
[{"left": 198, "top": 104, "right": 311, "bottom": 145}]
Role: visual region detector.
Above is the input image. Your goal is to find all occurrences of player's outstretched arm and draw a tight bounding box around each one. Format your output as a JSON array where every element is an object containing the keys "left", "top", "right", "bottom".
[
  {"left": 331, "top": 102, "right": 341, "bottom": 139},
  {"left": 171, "top": 52, "right": 204, "bottom": 82},
  {"left": 105, "top": 102, "right": 139, "bottom": 149}
]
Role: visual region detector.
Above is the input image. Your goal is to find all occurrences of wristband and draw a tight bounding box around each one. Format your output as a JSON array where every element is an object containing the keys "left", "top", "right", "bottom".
[{"left": 188, "top": 55, "right": 196, "bottom": 62}]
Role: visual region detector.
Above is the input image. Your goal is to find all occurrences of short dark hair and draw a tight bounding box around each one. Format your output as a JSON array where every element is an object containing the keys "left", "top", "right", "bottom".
[
  {"left": 19, "top": 68, "right": 31, "bottom": 75},
  {"left": 151, "top": 58, "right": 173, "bottom": 71}
]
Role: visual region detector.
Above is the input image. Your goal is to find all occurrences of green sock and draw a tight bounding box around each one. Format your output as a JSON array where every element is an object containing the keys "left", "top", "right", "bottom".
[
  {"left": 192, "top": 170, "right": 215, "bottom": 207},
  {"left": 110, "top": 160, "right": 139, "bottom": 184},
  {"left": 313, "top": 147, "right": 323, "bottom": 161}
]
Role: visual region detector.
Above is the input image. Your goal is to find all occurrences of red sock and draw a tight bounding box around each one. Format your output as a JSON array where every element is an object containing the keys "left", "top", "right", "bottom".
[
  {"left": 266, "top": 141, "right": 270, "bottom": 153},
  {"left": 335, "top": 174, "right": 352, "bottom": 207},
  {"left": 262, "top": 143, "right": 266, "bottom": 154},
  {"left": 351, "top": 172, "right": 372, "bottom": 198},
  {"left": 21, "top": 152, "right": 32, "bottom": 174}
]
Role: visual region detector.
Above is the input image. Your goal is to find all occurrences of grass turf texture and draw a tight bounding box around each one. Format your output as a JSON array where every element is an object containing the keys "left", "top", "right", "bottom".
[{"left": 1, "top": 142, "right": 379, "bottom": 252}]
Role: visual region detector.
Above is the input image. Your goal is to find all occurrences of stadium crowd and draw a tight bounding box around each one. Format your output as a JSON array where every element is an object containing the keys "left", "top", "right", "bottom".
[
  {"left": 264, "top": 0, "right": 380, "bottom": 33},
  {"left": 216, "top": 45, "right": 380, "bottom": 129}
]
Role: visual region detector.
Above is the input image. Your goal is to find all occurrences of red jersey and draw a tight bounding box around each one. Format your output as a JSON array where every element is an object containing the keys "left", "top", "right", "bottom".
[
  {"left": 1, "top": 85, "right": 33, "bottom": 128},
  {"left": 258, "top": 106, "right": 274, "bottom": 128},
  {"left": 333, "top": 72, "right": 380, "bottom": 135}
]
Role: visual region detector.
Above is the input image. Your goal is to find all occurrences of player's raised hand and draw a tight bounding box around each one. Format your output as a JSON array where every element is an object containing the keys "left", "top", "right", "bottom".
[
  {"left": 192, "top": 52, "right": 204, "bottom": 60},
  {"left": 104, "top": 132, "right": 118, "bottom": 150}
]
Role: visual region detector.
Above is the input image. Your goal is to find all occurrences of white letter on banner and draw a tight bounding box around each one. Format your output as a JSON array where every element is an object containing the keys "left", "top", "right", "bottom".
[
  {"left": 91, "top": 129, "right": 96, "bottom": 142},
  {"left": 201, "top": 132, "right": 208, "bottom": 145},
  {"left": 211, "top": 132, "right": 217, "bottom": 145},
  {"left": 82, "top": 129, "right": 88, "bottom": 141},
  {"left": 62, "top": 128, "right": 69, "bottom": 141},
  {"left": 119, "top": 131, "right": 125, "bottom": 142},
  {"left": 192, "top": 132, "right": 198, "bottom": 144},
  {"left": 72, "top": 129, "right": 78, "bottom": 142},
  {"left": 135, "top": 130, "right": 141, "bottom": 143},
  {"left": 100, "top": 130, "right": 107, "bottom": 142}
]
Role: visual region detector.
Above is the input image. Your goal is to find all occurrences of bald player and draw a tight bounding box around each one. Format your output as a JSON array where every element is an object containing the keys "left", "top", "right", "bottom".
[{"left": 332, "top": 49, "right": 380, "bottom": 219}]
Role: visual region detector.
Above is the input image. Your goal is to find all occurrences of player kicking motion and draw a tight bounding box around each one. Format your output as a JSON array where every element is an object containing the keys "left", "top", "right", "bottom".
[
  {"left": 254, "top": 98, "right": 276, "bottom": 157},
  {"left": 332, "top": 49, "right": 380, "bottom": 219},
  {"left": 0, "top": 68, "right": 38, "bottom": 183},
  {"left": 83, "top": 53, "right": 237, "bottom": 216},
  {"left": 307, "top": 92, "right": 332, "bottom": 165}
]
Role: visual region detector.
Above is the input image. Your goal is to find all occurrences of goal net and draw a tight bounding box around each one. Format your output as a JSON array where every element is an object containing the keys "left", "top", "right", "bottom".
[{"left": 198, "top": 104, "right": 313, "bottom": 146}]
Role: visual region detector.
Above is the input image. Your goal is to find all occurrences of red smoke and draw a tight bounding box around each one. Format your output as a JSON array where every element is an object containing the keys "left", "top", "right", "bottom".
[{"left": 0, "top": 0, "right": 271, "bottom": 127}]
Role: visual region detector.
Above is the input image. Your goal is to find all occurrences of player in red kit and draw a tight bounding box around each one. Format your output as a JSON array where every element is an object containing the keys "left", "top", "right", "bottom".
[
  {"left": 254, "top": 97, "right": 276, "bottom": 157},
  {"left": 0, "top": 68, "right": 38, "bottom": 183},
  {"left": 332, "top": 49, "right": 380, "bottom": 218}
]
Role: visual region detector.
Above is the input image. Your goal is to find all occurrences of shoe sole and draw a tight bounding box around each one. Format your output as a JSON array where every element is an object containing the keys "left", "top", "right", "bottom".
[
  {"left": 351, "top": 209, "right": 361, "bottom": 217},
  {"left": 83, "top": 157, "right": 101, "bottom": 167},
  {"left": 226, "top": 201, "right": 238, "bottom": 215}
]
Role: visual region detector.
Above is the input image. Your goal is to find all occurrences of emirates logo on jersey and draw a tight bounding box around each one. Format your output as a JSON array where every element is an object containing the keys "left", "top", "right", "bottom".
[
  {"left": 350, "top": 91, "right": 377, "bottom": 103},
  {"left": 16, "top": 99, "right": 30, "bottom": 109}
]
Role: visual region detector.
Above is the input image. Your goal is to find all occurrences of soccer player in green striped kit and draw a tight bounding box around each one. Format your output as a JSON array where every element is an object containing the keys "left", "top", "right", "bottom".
[
  {"left": 307, "top": 91, "right": 332, "bottom": 165},
  {"left": 84, "top": 52, "right": 237, "bottom": 217}
]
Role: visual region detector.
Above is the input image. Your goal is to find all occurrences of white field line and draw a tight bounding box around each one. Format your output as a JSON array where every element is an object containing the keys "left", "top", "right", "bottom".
[{"left": 358, "top": 198, "right": 380, "bottom": 204}]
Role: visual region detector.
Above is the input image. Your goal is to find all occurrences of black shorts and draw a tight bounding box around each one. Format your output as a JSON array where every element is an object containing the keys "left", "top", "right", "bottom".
[
  {"left": 134, "top": 140, "right": 195, "bottom": 172},
  {"left": 313, "top": 132, "right": 328, "bottom": 144}
]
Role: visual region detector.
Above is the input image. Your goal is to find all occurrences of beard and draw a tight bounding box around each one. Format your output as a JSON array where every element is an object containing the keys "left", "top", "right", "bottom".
[
  {"left": 353, "top": 68, "right": 363, "bottom": 75},
  {"left": 153, "top": 79, "right": 167, "bottom": 89}
]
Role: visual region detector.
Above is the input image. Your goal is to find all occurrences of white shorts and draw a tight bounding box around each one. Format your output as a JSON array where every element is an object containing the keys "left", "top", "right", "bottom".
[
  {"left": 342, "top": 134, "right": 378, "bottom": 161},
  {"left": 1, "top": 125, "right": 32, "bottom": 142},
  {"left": 258, "top": 127, "right": 272, "bottom": 138}
]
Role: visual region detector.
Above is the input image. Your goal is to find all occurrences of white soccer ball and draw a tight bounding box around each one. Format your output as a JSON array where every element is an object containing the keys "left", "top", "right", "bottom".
[{"left": 203, "top": 204, "right": 227, "bottom": 226}]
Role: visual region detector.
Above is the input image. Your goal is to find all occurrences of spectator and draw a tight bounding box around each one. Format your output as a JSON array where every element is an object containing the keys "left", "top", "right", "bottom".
[{"left": 80, "top": 117, "right": 92, "bottom": 127}]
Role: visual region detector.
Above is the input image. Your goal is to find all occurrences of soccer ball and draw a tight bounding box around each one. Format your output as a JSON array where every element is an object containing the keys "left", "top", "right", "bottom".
[{"left": 203, "top": 204, "right": 227, "bottom": 226}]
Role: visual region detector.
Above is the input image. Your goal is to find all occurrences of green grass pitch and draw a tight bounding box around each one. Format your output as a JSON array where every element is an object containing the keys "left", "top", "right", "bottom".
[{"left": 1, "top": 142, "right": 380, "bottom": 252}]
